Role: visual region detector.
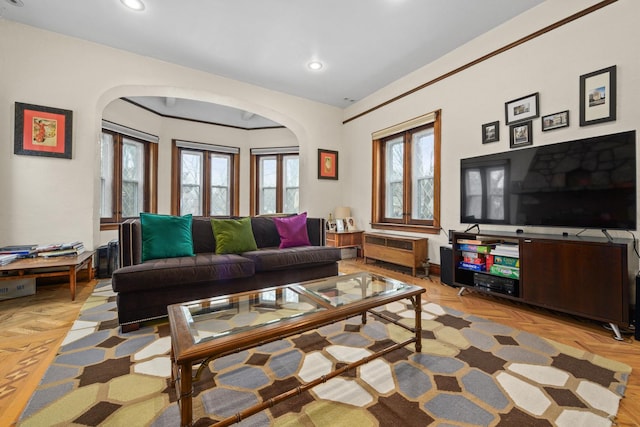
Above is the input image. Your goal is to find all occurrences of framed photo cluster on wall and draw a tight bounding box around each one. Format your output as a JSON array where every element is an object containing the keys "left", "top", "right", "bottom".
[{"left": 481, "top": 64, "right": 617, "bottom": 148}]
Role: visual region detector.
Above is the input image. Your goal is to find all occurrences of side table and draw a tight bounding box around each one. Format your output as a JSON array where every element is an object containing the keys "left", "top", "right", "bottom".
[{"left": 326, "top": 230, "right": 364, "bottom": 257}]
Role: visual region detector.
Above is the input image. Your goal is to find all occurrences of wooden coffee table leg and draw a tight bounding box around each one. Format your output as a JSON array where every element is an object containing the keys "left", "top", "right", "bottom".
[
  {"left": 87, "top": 254, "right": 94, "bottom": 280},
  {"left": 413, "top": 295, "right": 422, "bottom": 352},
  {"left": 69, "top": 265, "right": 77, "bottom": 301},
  {"left": 180, "top": 362, "right": 193, "bottom": 427}
]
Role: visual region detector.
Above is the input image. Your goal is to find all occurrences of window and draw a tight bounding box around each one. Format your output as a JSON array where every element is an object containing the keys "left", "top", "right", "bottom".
[
  {"left": 100, "top": 122, "right": 158, "bottom": 229},
  {"left": 172, "top": 140, "right": 239, "bottom": 217},
  {"left": 372, "top": 111, "right": 441, "bottom": 233},
  {"left": 250, "top": 147, "right": 299, "bottom": 215}
]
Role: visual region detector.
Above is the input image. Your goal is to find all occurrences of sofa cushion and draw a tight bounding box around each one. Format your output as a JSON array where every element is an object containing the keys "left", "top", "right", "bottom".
[
  {"left": 192, "top": 216, "right": 218, "bottom": 254},
  {"left": 250, "top": 216, "right": 282, "bottom": 248},
  {"left": 273, "top": 212, "right": 312, "bottom": 248},
  {"left": 112, "top": 253, "right": 255, "bottom": 293},
  {"left": 242, "top": 246, "right": 342, "bottom": 272},
  {"left": 140, "top": 213, "right": 195, "bottom": 262},
  {"left": 211, "top": 217, "right": 258, "bottom": 254}
]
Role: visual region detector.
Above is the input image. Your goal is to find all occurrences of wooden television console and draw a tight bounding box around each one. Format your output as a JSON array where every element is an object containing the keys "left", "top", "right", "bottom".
[{"left": 451, "top": 230, "right": 636, "bottom": 341}]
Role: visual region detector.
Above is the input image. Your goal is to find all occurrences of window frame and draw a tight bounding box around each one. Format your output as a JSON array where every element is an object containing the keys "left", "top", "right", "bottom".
[
  {"left": 250, "top": 149, "right": 299, "bottom": 216},
  {"left": 371, "top": 110, "right": 441, "bottom": 234},
  {"left": 171, "top": 140, "right": 240, "bottom": 217},
  {"left": 99, "top": 128, "right": 157, "bottom": 231}
]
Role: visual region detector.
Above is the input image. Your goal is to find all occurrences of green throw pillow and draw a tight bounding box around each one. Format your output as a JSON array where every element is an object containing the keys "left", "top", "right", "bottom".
[
  {"left": 211, "top": 217, "right": 258, "bottom": 254},
  {"left": 140, "top": 213, "right": 195, "bottom": 262}
]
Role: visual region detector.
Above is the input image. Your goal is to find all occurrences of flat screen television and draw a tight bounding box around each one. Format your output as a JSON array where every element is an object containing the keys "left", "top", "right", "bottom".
[{"left": 460, "top": 130, "right": 636, "bottom": 230}]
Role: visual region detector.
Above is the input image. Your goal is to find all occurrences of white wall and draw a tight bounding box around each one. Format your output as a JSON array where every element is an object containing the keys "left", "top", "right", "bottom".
[
  {"left": 0, "top": 21, "right": 342, "bottom": 250},
  {"left": 341, "top": 0, "right": 640, "bottom": 264}
]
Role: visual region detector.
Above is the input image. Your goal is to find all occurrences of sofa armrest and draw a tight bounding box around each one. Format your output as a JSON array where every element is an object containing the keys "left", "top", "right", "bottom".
[{"left": 119, "top": 218, "right": 142, "bottom": 267}]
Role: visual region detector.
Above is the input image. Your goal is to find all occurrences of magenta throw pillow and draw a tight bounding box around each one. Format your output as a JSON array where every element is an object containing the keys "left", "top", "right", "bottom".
[{"left": 273, "top": 212, "right": 311, "bottom": 248}]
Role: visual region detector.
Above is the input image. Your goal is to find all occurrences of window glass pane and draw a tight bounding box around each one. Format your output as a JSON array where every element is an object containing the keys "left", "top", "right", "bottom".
[
  {"left": 181, "top": 150, "right": 203, "bottom": 216},
  {"left": 210, "top": 154, "right": 230, "bottom": 216},
  {"left": 283, "top": 155, "right": 299, "bottom": 213},
  {"left": 385, "top": 138, "right": 403, "bottom": 218},
  {"left": 100, "top": 132, "right": 114, "bottom": 218},
  {"left": 487, "top": 167, "right": 505, "bottom": 220},
  {"left": 412, "top": 128, "right": 434, "bottom": 220},
  {"left": 259, "top": 156, "right": 277, "bottom": 214},
  {"left": 464, "top": 169, "right": 483, "bottom": 221},
  {"left": 121, "top": 138, "right": 145, "bottom": 218}
]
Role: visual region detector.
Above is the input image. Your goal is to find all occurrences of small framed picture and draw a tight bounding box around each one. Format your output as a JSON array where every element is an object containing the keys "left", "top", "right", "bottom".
[
  {"left": 335, "top": 218, "right": 345, "bottom": 232},
  {"left": 14, "top": 102, "right": 73, "bottom": 159},
  {"left": 542, "top": 110, "right": 569, "bottom": 131},
  {"left": 505, "top": 93, "right": 539, "bottom": 125},
  {"left": 345, "top": 217, "right": 357, "bottom": 231},
  {"left": 481, "top": 121, "right": 499, "bottom": 144},
  {"left": 318, "top": 148, "right": 338, "bottom": 180},
  {"left": 509, "top": 121, "right": 533, "bottom": 148},
  {"left": 579, "top": 65, "right": 616, "bottom": 126}
]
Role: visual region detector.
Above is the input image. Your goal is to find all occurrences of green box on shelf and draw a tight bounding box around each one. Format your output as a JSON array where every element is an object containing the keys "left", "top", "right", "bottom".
[
  {"left": 493, "top": 256, "right": 519, "bottom": 268},
  {"left": 490, "top": 264, "right": 520, "bottom": 279}
]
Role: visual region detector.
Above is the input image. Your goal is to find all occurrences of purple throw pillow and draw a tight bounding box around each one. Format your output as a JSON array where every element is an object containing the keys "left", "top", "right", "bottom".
[{"left": 273, "top": 212, "right": 311, "bottom": 248}]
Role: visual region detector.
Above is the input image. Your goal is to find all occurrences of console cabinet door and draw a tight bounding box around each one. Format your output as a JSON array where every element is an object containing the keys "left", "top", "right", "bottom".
[{"left": 520, "top": 239, "right": 627, "bottom": 324}]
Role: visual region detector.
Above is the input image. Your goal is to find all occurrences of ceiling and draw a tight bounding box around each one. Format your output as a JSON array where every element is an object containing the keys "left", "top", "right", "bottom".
[{"left": 1, "top": 0, "right": 544, "bottom": 127}]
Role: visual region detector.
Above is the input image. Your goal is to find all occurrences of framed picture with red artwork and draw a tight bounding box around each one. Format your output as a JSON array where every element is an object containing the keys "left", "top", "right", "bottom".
[
  {"left": 317, "top": 148, "right": 338, "bottom": 180},
  {"left": 14, "top": 102, "right": 73, "bottom": 159}
]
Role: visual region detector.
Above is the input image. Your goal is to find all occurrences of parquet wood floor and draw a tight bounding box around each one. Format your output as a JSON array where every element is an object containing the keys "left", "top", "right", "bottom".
[
  {"left": 1, "top": 261, "right": 638, "bottom": 426},
  {"left": 0, "top": 278, "right": 96, "bottom": 427}
]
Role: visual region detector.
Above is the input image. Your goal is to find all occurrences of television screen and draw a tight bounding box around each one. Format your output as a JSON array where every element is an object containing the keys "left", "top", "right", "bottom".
[{"left": 460, "top": 130, "right": 636, "bottom": 230}]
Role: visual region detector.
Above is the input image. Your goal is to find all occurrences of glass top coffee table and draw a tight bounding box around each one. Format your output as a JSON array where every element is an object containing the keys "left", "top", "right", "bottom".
[{"left": 168, "top": 272, "right": 425, "bottom": 427}]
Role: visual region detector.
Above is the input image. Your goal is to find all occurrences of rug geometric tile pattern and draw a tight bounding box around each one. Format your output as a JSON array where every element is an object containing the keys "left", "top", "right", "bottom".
[{"left": 18, "top": 281, "right": 631, "bottom": 426}]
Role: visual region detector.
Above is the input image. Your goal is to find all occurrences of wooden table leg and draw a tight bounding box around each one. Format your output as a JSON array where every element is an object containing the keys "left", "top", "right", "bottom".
[
  {"left": 413, "top": 295, "right": 422, "bottom": 352},
  {"left": 87, "top": 254, "right": 94, "bottom": 281},
  {"left": 69, "top": 265, "right": 77, "bottom": 301},
  {"left": 180, "top": 362, "right": 193, "bottom": 427}
]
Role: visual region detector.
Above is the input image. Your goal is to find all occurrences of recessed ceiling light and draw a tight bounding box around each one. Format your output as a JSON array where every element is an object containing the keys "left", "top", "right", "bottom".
[
  {"left": 307, "top": 61, "right": 324, "bottom": 71},
  {"left": 5, "top": 0, "right": 24, "bottom": 7},
  {"left": 120, "top": 0, "right": 145, "bottom": 11}
]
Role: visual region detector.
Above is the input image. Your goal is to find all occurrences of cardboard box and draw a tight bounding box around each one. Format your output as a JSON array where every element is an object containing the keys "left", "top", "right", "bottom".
[
  {"left": 340, "top": 247, "right": 358, "bottom": 259},
  {"left": 0, "top": 277, "right": 36, "bottom": 300}
]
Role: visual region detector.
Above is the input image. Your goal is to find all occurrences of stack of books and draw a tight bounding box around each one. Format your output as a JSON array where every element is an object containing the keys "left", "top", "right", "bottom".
[
  {"left": 36, "top": 241, "right": 85, "bottom": 258},
  {"left": 0, "top": 253, "right": 20, "bottom": 266},
  {"left": 0, "top": 245, "right": 38, "bottom": 265},
  {"left": 490, "top": 243, "right": 519, "bottom": 257}
]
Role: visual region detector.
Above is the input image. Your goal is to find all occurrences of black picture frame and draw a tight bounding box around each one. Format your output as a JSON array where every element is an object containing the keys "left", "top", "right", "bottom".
[
  {"left": 481, "top": 121, "right": 499, "bottom": 144},
  {"left": 317, "top": 148, "right": 338, "bottom": 180},
  {"left": 509, "top": 121, "right": 533, "bottom": 149},
  {"left": 505, "top": 92, "right": 539, "bottom": 125},
  {"left": 14, "top": 102, "right": 73, "bottom": 159},
  {"left": 542, "top": 110, "right": 570, "bottom": 132},
  {"left": 579, "top": 65, "right": 616, "bottom": 126}
]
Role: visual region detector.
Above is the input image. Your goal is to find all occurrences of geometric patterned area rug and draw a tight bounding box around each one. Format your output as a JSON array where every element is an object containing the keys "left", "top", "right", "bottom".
[{"left": 18, "top": 280, "right": 631, "bottom": 427}]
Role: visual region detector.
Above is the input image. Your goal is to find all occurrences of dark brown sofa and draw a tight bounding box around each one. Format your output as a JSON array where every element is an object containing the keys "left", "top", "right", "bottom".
[{"left": 112, "top": 216, "right": 341, "bottom": 331}]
